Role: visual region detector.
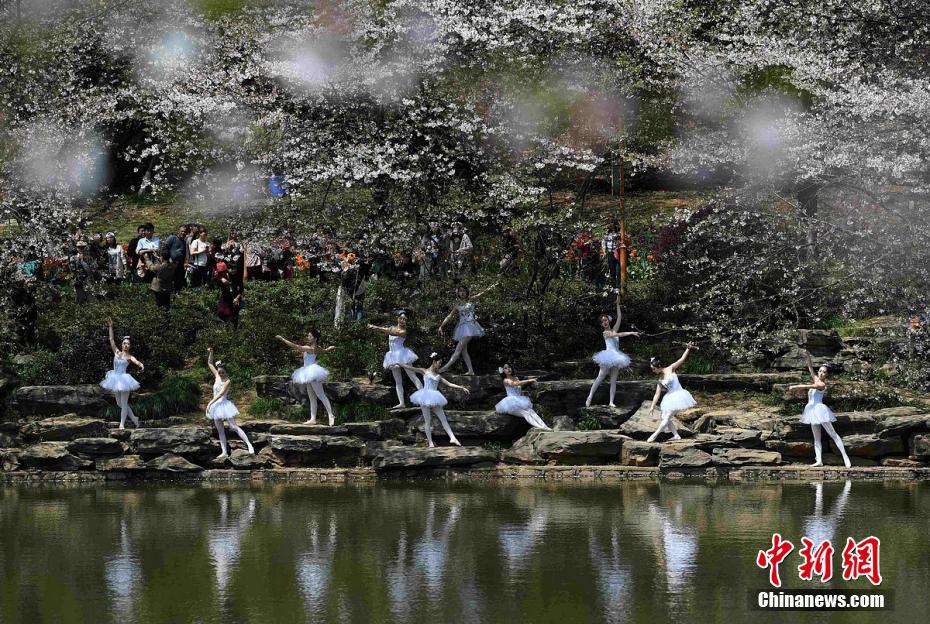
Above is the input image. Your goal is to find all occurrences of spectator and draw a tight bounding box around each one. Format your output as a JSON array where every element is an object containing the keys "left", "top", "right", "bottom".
[
  {"left": 417, "top": 222, "right": 441, "bottom": 280},
  {"left": 188, "top": 229, "right": 211, "bottom": 287},
  {"left": 449, "top": 222, "right": 474, "bottom": 277},
  {"left": 214, "top": 262, "right": 243, "bottom": 327},
  {"left": 217, "top": 236, "right": 245, "bottom": 290},
  {"left": 103, "top": 232, "right": 128, "bottom": 282},
  {"left": 145, "top": 247, "right": 175, "bottom": 309},
  {"left": 603, "top": 222, "right": 621, "bottom": 287},
  {"left": 244, "top": 240, "right": 266, "bottom": 281},
  {"left": 163, "top": 225, "right": 188, "bottom": 291},
  {"left": 70, "top": 240, "right": 96, "bottom": 303},
  {"left": 135, "top": 223, "right": 160, "bottom": 282},
  {"left": 126, "top": 224, "right": 146, "bottom": 281},
  {"left": 10, "top": 275, "right": 38, "bottom": 347},
  {"left": 500, "top": 228, "right": 519, "bottom": 274}
]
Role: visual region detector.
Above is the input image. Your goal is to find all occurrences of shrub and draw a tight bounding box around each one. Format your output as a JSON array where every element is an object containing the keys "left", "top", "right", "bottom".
[{"left": 105, "top": 375, "right": 200, "bottom": 421}]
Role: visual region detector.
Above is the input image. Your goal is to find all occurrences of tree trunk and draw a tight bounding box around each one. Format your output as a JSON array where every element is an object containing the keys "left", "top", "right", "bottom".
[{"left": 798, "top": 182, "right": 820, "bottom": 259}]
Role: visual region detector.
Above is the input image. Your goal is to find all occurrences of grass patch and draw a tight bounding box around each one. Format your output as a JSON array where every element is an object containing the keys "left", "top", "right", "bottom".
[
  {"left": 246, "top": 396, "right": 284, "bottom": 419},
  {"left": 576, "top": 413, "right": 602, "bottom": 430}
]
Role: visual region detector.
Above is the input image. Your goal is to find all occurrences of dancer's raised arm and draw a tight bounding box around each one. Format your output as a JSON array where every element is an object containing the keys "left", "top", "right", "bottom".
[
  {"left": 368, "top": 323, "right": 404, "bottom": 336},
  {"left": 669, "top": 343, "right": 694, "bottom": 371},
  {"left": 472, "top": 281, "right": 500, "bottom": 301},
  {"left": 107, "top": 318, "right": 118, "bottom": 354},
  {"left": 805, "top": 350, "right": 817, "bottom": 382},
  {"left": 207, "top": 347, "right": 218, "bottom": 377},
  {"left": 612, "top": 299, "right": 623, "bottom": 332},
  {"left": 276, "top": 335, "right": 309, "bottom": 352}
]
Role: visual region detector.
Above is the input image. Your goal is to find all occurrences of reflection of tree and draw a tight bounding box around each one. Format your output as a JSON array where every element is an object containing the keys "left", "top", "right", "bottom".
[
  {"left": 803, "top": 481, "right": 852, "bottom": 547},
  {"left": 105, "top": 518, "right": 142, "bottom": 622}
]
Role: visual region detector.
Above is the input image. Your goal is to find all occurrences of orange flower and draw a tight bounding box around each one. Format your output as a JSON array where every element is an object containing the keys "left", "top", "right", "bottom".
[{"left": 647, "top": 254, "right": 654, "bottom": 261}]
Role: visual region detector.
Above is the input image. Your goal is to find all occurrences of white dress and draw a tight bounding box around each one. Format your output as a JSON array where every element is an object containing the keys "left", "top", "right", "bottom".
[
  {"left": 659, "top": 373, "right": 696, "bottom": 413},
  {"left": 800, "top": 388, "right": 836, "bottom": 424},
  {"left": 409, "top": 372, "right": 448, "bottom": 407},
  {"left": 100, "top": 355, "right": 141, "bottom": 393},
  {"left": 495, "top": 384, "right": 533, "bottom": 415},
  {"left": 452, "top": 302, "right": 485, "bottom": 341},
  {"left": 207, "top": 379, "right": 239, "bottom": 420},
  {"left": 291, "top": 352, "right": 329, "bottom": 384},
  {"left": 592, "top": 335, "right": 632, "bottom": 369},
  {"left": 382, "top": 334, "right": 418, "bottom": 369}
]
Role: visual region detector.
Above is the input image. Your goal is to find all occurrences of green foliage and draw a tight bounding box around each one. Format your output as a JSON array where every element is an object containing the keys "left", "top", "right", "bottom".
[
  {"left": 246, "top": 396, "right": 284, "bottom": 419},
  {"left": 334, "top": 400, "right": 390, "bottom": 423},
  {"left": 105, "top": 375, "right": 200, "bottom": 421},
  {"left": 681, "top": 353, "right": 716, "bottom": 375},
  {"left": 576, "top": 414, "right": 602, "bottom": 430}
]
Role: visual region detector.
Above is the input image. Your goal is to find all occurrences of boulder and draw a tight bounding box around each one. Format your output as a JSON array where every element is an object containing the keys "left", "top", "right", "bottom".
[
  {"left": 96, "top": 455, "right": 146, "bottom": 472},
  {"left": 770, "top": 330, "right": 844, "bottom": 370},
  {"left": 410, "top": 411, "right": 529, "bottom": 442},
  {"left": 841, "top": 434, "right": 905, "bottom": 459},
  {"left": 765, "top": 439, "right": 815, "bottom": 457},
  {"left": 129, "top": 427, "right": 215, "bottom": 457},
  {"left": 239, "top": 419, "right": 292, "bottom": 433},
  {"left": 10, "top": 385, "right": 109, "bottom": 416},
  {"left": 771, "top": 412, "right": 878, "bottom": 440},
  {"left": 876, "top": 414, "right": 930, "bottom": 438},
  {"left": 0, "top": 449, "right": 21, "bottom": 471},
  {"left": 267, "top": 435, "right": 366, "bottom": 467},
  {"left": 712, "top": 448, "right": 782, "bottom": 466},
  {"left": 0, "top": 430, "right": 21, "bottom": 448},
  {"left": 345, "top": 419, "right": 406, "bottom": 440},
  {"left": 144, "top": 453, "right": 203, "bottom": 472},
  {"left": 67, "top": 437, "right": 125, "bottom": 457},
  {"left": 269, "top": 423, "right": 350, "bottom": 436},
  {"left": 22, "top": 415, "right": 109, "bottom": 442},
  {"left": 619, "top": 440, "right": 661, "bottom": 467},
  {"left": 575, "top": 405, "right": 638, "bottom": 429},
  {"left": 503, "top": 429, "right": 625, "bottom": 465},
  {"left": 713, "top": 427, "right": 764, "bottom": 447},
  {"left": 909, "top": 434, "right": 930, "bottom": 460},
  {"left": 881, "top": 457, "right": 926, "bottom": 468},
  {"left": 108, "top": 429, "right": 133, "bottom": 442},
  {"left": 18, "top": 442, "right": 91, "bottom": 471},
  {"left": 617, "top": 402, "right": 694, "bottom": 440},
  {"left": 227, "top": 448, "right": 272, "bottom": 469},
  {"left": 530, "top": 380, "right": 653, "bottom": 415},
  {"left": 551, "top": 415, "right": 575, "bottom": 431},
  {"left": 371, "top": 446, "right": 498, "bottom": 470},
  {"left": 659, "top": 447, "right": 714, "bottom": 469},
  {"left": 691, "top": 408, "right": 779, "bottom": 432}
]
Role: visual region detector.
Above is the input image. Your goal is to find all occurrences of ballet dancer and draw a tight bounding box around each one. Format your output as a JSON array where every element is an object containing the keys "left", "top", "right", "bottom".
[
  {"left": 495, "top": 364, "right": 550, "bottom": 430},
  {"left": 100, "top": 318, "right": 143, "bottom": 429},
  {"left": 438, "top": 282, "right": 498, "bottom": 375},
  {"left": 585, "top": 298, "right": 641, "bottom": 407},
  {"left": 646, "top": 343, "right": 697, "bottom": 442},
  {"left": 205, "top": 348, "right": 255, "bottom": 460},
  {"left": 276, "top": 330, "right": 337, "bottom": 425},
  {"left": 369, "top": 310, "right": 422, "bottom": 409},
  {"left": 397, "top": 353, "right": 470, "bottom": 447},
  {"left": 788, "top": 351, "right": 851, "bottom": 468}
]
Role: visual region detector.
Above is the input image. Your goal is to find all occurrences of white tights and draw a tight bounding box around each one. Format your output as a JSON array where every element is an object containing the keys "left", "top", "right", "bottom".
[
  {"left": 421, "top": 406, "right": 460, "bottom": 447},
  {"left": 512, "top": 409, "right": 550, "bottom": 430},
  {"left": 391, "top": 367, "right": 423, "bottom": 406},
  {"left": 647, "top": 410, "right": 681, "bottom": 442},
  {"left": 811, "top": 423, "right": 851, "bottom": 467},
  {"left": 215, "top": 416, "right": 254, "bottom": 456},
  {"left": 586, "top": 366, "right": 620, "bottom": 407},
  {"left": 304, "top": 382, "right": 335, "bottom": 425},
  {"left": 439, "top": 336, "right": 473, "bottom": 374},
  {"left": 115, "top": 391, "right": 139, "bottom": 429}
]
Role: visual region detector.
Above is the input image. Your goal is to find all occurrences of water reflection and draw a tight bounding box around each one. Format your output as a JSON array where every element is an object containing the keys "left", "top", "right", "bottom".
[{"left": 0, "top": 481, "right": 927, "bottom": 624}]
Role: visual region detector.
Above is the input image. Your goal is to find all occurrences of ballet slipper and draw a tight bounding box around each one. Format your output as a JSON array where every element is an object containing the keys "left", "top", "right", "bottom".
[
  {"left": 843, "top": 458, "right": 851, "bottom": 468},
  {"left": 810, "top": 461, "right": 824, "bottom": 467},
  {"left": 215, "top": 453, "right": 229, "bottom": 461},
  {"left": 449, "top": 438, "right": 462, "bottom": 447},
  {"left": 670, "top": 434, "right": 682, "bottom": 441},
  {"left": 328, "top": 416, "right": 335, "bottom": 426},
  {"left": 118, "top": 425, "right": 125, "bottom": 430},
  {"left": 585, "top": 398, "right": 593, "bottom": 408},
  {"left": 465, "top": 371, "right": 475, "bottom": 376},
  {"left": 390, "top": 404, "right": 406, "bottom": 410},
  {"left": 608, "top": 403, "right": 617, "bottom": 408},
  {"left": 304, "top": 419, "right": 317, "bottom": 425}
]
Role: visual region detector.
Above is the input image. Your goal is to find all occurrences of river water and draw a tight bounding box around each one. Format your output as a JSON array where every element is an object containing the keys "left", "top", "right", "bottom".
[{"left": 0, "top": 480, "right": 926, "bottom": 624}]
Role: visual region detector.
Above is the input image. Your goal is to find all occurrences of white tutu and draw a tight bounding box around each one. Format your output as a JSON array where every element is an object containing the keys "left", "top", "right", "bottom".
[
  {"left": 292, "top": 363, "right": 329, "bottom": 384},
  {"left": 207, "top": 398, "right": 240, "bottom": 421},
  {"left": 453, "top": 320, "right": 485, "bottom": 341},
  {"left": 661, "top": 389, "right": 696, "bottom": 413},
  {"left": 409, "top": 388, "right": 448, "bottom": 407},
  {"left": 383, "top": 347, "right": 418, "bottom": 369},
  {"left": 801, "top": 403, "right": 836, "bottom": 424},
  {"left": 495, "top": 395, "right": 532, "bottom": 415},
  {"left": 592, "top": 349, "right": 631, "bottom": 369},
  {"left": 100, "top": 371, "right": 140, "bottom": 393}
]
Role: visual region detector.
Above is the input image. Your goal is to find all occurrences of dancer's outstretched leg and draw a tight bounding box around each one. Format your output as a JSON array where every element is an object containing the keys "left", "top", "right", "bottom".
[
  {"left": 421, "top": 407, "right": 435, "bottom": 447},
  {"left": 304, "top": 384, "right": 319, "bottom": 423},
  {"left": 214, "top": 421, "right": 229, "bottom": 459},
  {"left": 125, "top": 393, "right": 140, "bottom": 428},
  {"left": 647, "top": 411, "right": 680, "bottom": 442},
  {"left": 586, "top": 367, "right": 609, "bottom": 407},
  {"left": 517, "top": 409, "right": 550, "bottom": 430},
  {"left": 226, "top": 417, "right": 254, "bottom": 454},
  {"left": 310, "top": 382, "right": 335, "bottom": 425},
  {"left": 810, "top": 424, "right": 824, "bottom": 466},
  {"left": 608, "top": 368, "right": 619, "bottom": 407},
  {"left": 433, "top": 407, "right": 460, "bottom": 446},
  {"left": 404, "top": 367, "right": 423, "bottom": 390},
  {"left": 391, "top": 368, "right": 406, "bottom": 409},
  {"left": 460, "top": 338, "right": 475, "bottom": 375},
  {"left": 439, "top": 339, "right": 466, "bottom": 373},
  {"left": 821, "top": 422, "right": 851, "bottom": 468}
]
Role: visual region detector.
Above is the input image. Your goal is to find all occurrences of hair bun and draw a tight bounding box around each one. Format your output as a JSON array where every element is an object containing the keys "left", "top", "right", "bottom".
[
  {"left": 430, "top": 352, "right": 439, "bottom": 359},
  {"left": 497, "top": 367, "right": 504, "bottom": 374}
]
